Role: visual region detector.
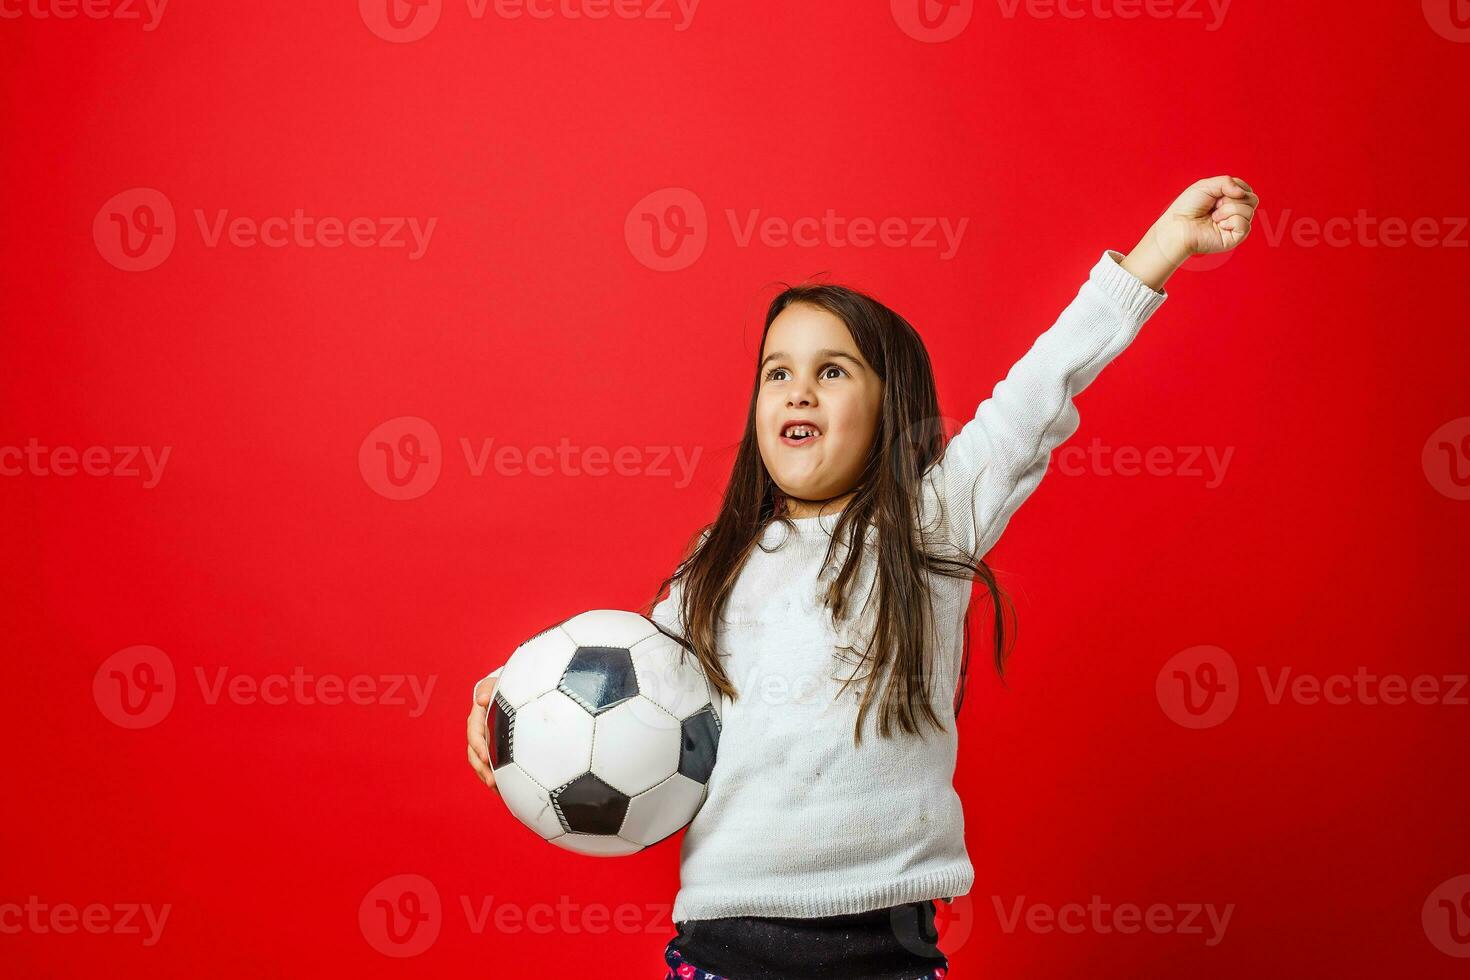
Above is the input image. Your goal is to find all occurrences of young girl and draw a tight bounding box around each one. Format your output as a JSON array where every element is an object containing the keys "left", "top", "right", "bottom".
[{"left": 467, "top": 176, "right": 1259, "bottom": 978}]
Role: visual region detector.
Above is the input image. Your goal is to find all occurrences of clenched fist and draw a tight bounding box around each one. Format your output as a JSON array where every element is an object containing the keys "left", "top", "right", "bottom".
[
  {"left": 1122, "top": 175, "right": 1261, "bottom": 290},
  {"left": 1155, "top": 175, "right": 1259, "bottom": 262}
]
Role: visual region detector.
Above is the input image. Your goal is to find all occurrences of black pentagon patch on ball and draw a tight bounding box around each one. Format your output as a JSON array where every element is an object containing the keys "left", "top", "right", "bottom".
[
  {"left": 488, "top": 692, "right": 514, "bottom": 770},
  {"left": 678, "top": 704, "right": 720, "bottom": 784},
  {"left": 551, "top": 772, "right": 631, "bottom": 836},
  {"left": 559, "top": 646, "right": 639, "bottom": 715}
]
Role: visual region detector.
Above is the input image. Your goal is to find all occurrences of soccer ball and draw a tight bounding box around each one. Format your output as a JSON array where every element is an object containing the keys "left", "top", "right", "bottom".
[{"left": 487, "top": 609, "right": 722, "bottom": 856}]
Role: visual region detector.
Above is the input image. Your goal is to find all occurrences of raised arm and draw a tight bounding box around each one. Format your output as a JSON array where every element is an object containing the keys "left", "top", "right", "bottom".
[
  {"left": 920, "top": 177, "right": 1259, "bottom": 560},
  {"left": 919, "top": 250, "right": 1165, "bottom": 559}
]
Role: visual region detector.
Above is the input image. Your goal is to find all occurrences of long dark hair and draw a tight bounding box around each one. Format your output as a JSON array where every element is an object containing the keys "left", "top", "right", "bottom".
[{"left": 651, "top": 281, "right": 1015, "bottom": 747}]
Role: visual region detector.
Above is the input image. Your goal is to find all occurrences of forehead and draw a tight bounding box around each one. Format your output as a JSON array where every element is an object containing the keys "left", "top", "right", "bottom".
[{"left": 762, "top": 302, "right": 855, "bottom": 357}]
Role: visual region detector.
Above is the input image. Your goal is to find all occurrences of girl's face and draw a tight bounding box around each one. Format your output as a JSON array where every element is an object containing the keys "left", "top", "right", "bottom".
[{"left": 755, "top": 303, "right": 883, "bottom": 515}]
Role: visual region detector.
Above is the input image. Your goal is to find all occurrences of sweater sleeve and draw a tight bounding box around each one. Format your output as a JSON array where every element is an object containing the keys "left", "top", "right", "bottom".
[
  {"left": 648, "top": 528, "right": 711, "bottom": 639},
  {"left": 649, "top": 579, "right": 685, "bottom": 639},
  {"left": 919, "top": 249, "right": 1168, "bottom": 560}
]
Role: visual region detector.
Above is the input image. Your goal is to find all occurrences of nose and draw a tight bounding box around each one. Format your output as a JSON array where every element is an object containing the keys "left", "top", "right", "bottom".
[{"left": 786, "top": 378, "right": 816, "bottom": 408}]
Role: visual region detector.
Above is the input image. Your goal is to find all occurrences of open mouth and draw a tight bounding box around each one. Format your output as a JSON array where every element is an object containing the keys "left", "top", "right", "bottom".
[{"left": 780, "top": 421, "right": 822, "bottom": 446}]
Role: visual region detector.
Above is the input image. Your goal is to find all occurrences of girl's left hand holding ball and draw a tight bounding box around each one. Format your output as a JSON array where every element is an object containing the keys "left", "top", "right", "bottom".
[{"left": 467, "top": 670, "right": 502, "bottom": 795}]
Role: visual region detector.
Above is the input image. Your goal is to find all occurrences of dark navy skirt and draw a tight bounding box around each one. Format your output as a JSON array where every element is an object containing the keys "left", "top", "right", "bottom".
[{"left": 662, "top": 899, "right": 949, "bottom": 979}]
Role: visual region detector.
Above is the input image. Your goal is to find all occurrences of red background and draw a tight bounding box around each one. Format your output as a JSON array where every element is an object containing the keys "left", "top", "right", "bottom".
[{"left": 3, "top": 1, "right": 1468, "bottom": 976}]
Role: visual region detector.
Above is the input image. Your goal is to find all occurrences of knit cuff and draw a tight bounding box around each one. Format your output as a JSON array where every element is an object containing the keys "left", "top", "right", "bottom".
[{"left": 1089, "top": 249, "right": 1168, "bottom": 321}]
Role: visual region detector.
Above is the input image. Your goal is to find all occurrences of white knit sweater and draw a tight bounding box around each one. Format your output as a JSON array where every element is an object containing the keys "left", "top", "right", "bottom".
[{"left": 650, "top": 250, "right": 1168, "bottom": 923}]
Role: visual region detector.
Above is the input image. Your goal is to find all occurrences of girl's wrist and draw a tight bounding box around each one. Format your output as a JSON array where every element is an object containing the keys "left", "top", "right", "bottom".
[{"left": 1120, "top": 222, "right": 1185, "bottom": 293}]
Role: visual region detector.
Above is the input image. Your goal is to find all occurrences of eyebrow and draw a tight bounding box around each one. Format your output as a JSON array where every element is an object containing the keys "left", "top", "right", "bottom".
[{"left": 759, "top": 348, "right": 864, "bottom": 371}]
